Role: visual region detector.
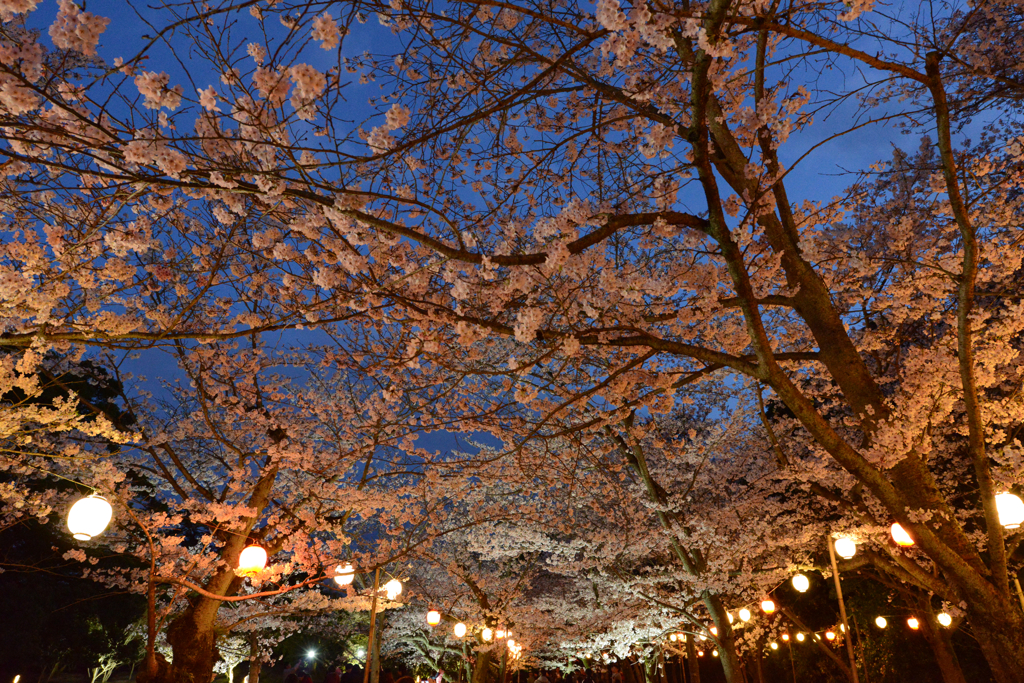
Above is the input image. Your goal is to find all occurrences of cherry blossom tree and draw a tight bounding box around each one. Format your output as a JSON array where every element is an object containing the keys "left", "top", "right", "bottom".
[{"left": 3, "top": 1, "right": 1024, "bottom": 682}]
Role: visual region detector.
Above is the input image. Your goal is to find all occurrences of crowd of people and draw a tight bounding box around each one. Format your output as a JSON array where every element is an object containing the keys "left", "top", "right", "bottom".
[{"left": 283, "top": 664, "right": 365, "bottom": 683}]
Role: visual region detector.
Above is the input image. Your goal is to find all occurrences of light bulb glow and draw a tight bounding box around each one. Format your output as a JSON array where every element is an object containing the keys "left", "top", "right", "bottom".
[
  {"left": 384, "top": 579, "right": 403, "bottom": 600},
  {"left": 738, "top": 608, "right": 751, "bottom": 622},
  {"left": 67, "top": 495, "right": 113, "bottom": 541},
  {"left": 454, "top": 622, "right": 467, "bottom": 638},
  {"left": 795, "top": 633, "right": 805, "bottom": 642},
  {"left": 937, "top": 613, "right": 952, "bottom": 627},
  {"left": 761, "top": 599, "right": 776, "bottom": 614},
  {"left": 996, "top": 492, "right": 1024, "bottom": 529},
  {"left": 669, "top": 634, "right": 677, "bottom": 642},
  {"left": 306, "top": 650, "right": 317, "bottom": 660},
  {"left": 907, "top": 617, "right": 920, "bottom": 630},
  {"left": 710, "top": 626, "right": 717, "bottom": 636},
  {"left": 875, "top": 616, "right": 887, "bottom": 629},
  {"left": 496, "top": 629, "right": 506, "bottom": 639},
  {"left": 482, "top": 628, "right": 493, "bottom": 642},
  {"left": 237, "top": 545, "right": 267, "bottom": 574},
  {"left": 770, "top": 642, "right": 778, "bottom": 650},
  {"left": 792, "top": 573, "right": 810, "bottom": 593},
  {"left": 834, "top": 538, "right": 856, "bottom": 560},
  {"left": 825, "top": 631, "right": 836, "bottom": 641},
  {"left": 427, "top": 610, "right": 441, "bottom": 626},
  {"left": 781, "top": 634, "right": 790, "bottom": 642},
  {"left": 334, "top": 563, "right": 355, "bottom": 586},
  {"left": 712, "top": 651, "right": 718, "bottom": 658},
  {"left": 727, "top": 612, "right": 734, "bottom": 623},
  {"left": 891, "top": 523, "right": 914, "bottom": 546}
]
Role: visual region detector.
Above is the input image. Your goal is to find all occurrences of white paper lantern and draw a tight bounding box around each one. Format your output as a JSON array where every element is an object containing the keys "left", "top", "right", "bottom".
[
  {"left": 238, "top": 545, "right": 267, "bottom": 574},
  {"left": 738, "top": 608, "right": 751, "bottom": 622},
  {"left": 761, "top": 599, "right": 776, "bottom": 614},
  {"left": 795, "top": 633, "right": 805, "bottom": 642},
  {"left": 891, "top": 523, "right": 914, "bottom": 547},
  {"left": 454, "top": 622, "right": 467, "bottom": 638},
  {"left": 834, "top": 538, "right": 856, "bottom": 560},
  {"left": 792, "top": 573, "right": 810, "bottom": 593},
  {"left": 67, "top": 495, "right": 113, "bottom": 541},
  {"left": 482, "top": 628, "right": 493, "bottom": 642},
  {"left": 907, "top": 617, "right": 920, "bottom": 630},
  {"left": 384, "top": 579, "right": 403, "bottom": 600},
  {"left": 427, "top": 610, "right": 441, "bottom": 626},
  {"left": 334, "top": 563, "right": 355, "bottom": 586},
  {"left": 875, "top": 616, "right": 887, "bottom": 629},
  {"left": 995, "top": 492, "right": 1024, "bottom": 529}
]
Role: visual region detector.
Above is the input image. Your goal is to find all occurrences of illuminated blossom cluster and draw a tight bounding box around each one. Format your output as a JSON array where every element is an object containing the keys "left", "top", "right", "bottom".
[
  {"left": 289, "top": 63, "right": 326, "bottom": 119},
  {"left": 48, "top": 0, "right": 109, "bottom": 57},
  {"left": 135, "top": 71, "right": 183, "bottom": 110},
  {"left": 312, "top": 12, "right": 341, "bottom": 50}
]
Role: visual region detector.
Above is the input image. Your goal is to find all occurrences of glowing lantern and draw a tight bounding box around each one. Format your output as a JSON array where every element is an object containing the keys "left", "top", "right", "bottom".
[
  {"left": 334, "top": 563, "right": 355, "bottom": 586},
  {"left": 781, "top": 634, "right": 790, "bottom": 642},
  {"left": 482, "top": 628, "right": 493, "bottom": 642},
  {"left": 697, "top": 651, "right": 704, "bottom": 658},
  {"left": 238, "top": 545, "right": 267, "bottom": 574},
  {"left": 996, "top": 492, "right": 1024, "bottom": 529},
  {"left": 937, "top": 613, "right": 952, "bottom": 627},
  {"left": 825, "top": 631, "right": 836, "bottom": 641},
  {"left": 875, "top": 616, "right": 887, "bottom": 629},
  {"left": 710, "top": 626, "right": 717, "bottom": 636},
  {"left": 678, "top": 633, "right": 686, "bottom": 642},
  {"left": 384, "top": 579, "right": 403, "bottom": 600},
  {"left": 738, "top": 608, "right": 751, "bottom": 622},
  {"left": 67, "top": 495, "right": 113, "bottom": 541},
  {"left": 907, "top": 617, "right": 920, "bottom": 630},
  {"left": 834, "top": 538, "right": 856, "bottom": 560},
  {"left": 795, "top": 633, "right": 805, "bottom": 642},
  {"left": 761, "top": 599, "right": 776, "bottom": 614},
  {"left": 496, "top": 629, "right": 506, "bottom": 639},
  {"left": 792, "top": 573, "right": 810, "bottom": 593},
  {"left": 712, "top": 651, "right": 718, "bottom": 658},
  {"left": 891, "top": 523, "right": 914, "bottom": 546},
  {"left": 770, "top": 642, "right": 778, "bottom": 651},
  {"left": 669, "top": 634, "right": 677, "bottom": 642},
  {"left": 454, "top": 622, "right": 467, "bottom": 637},
  {"left": 507, "top": 639, "right": 516, "bottom": 649},
  {"left": 427, "top": 610, "right": 441, "bottom": 626},
  {"left": 727, "top": 612, "right": 734, "bottom": 623}
]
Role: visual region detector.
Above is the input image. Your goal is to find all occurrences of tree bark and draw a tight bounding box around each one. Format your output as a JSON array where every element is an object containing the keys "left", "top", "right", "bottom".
[
  {"left": 918, "top": 611, "right": 967, "bottom": 683},
  {"left": 685, "top": 638, "right": 699, "bottom": 683},
  {"left": 470, "top": 649, "right": 491, "bottom": 683},
  {"left": 247, "top": 633, "right": 262, "bottom": 683}
]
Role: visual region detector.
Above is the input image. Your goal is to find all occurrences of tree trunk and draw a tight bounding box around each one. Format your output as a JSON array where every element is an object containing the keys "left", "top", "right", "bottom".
[
  {"left": 918, "top": 611, "right": 967, "bottom": 683},
  {"left": 248, "top": 633, "right": 261, "bottom": 683},
  {"left": 685, "top": 639, "right": 699, "bottom": 683},
  {"left": 963, "top": 608, "right": 1024, "bottom": 683},
  {"left": 470, "top": 649, "right": 491, "bottom": 683}
]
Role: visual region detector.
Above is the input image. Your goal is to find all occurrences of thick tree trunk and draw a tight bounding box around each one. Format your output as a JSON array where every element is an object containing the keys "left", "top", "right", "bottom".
[
  {"left": 471, "top": 649, "right": 491, "bottom": 683},
  {"left": 248, "top": 634, "right": 261, "bottom": 683},
  {"left": 963, "top": 606, "right": 1024, "bottom": 683},
  {"left": 918, "top": 612, "right": 966, "bottom": 683},
  {"left": 685, "top": 638, "right": 699, "bottom": 683}
]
